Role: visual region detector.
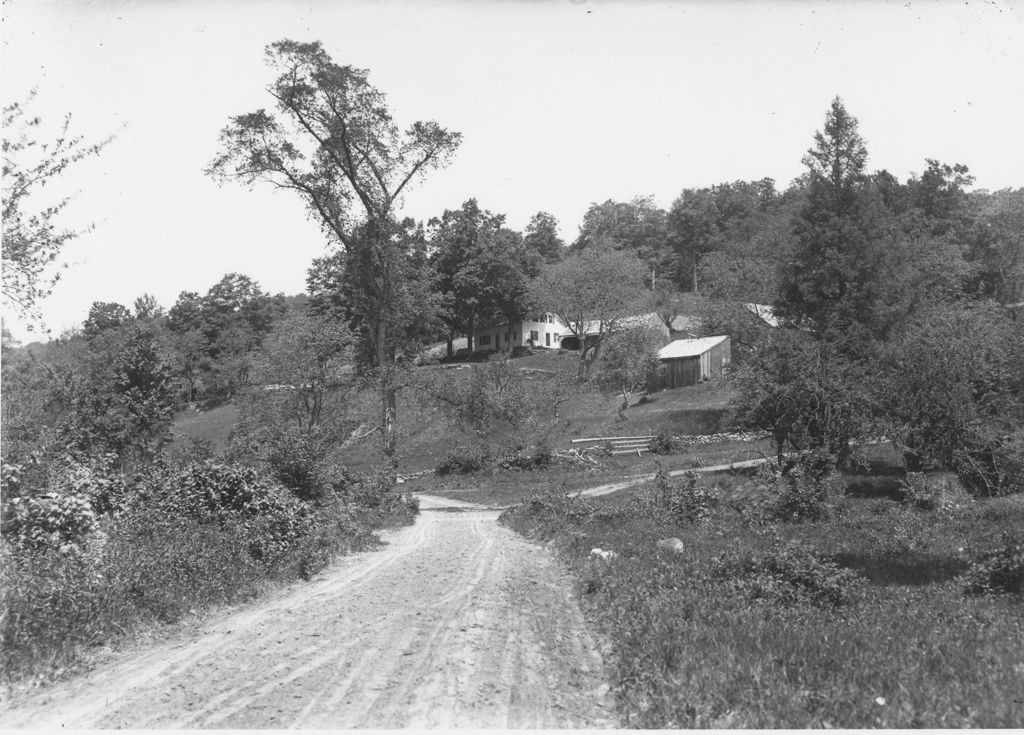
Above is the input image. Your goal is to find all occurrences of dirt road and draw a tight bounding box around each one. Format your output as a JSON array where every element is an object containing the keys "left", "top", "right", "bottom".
[{"left": 0, "top": 495, "right": 615, "bottom": 729}]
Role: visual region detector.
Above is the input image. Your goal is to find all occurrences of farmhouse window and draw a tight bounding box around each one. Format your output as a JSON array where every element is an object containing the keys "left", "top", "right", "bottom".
[
  {"left": 480, "top": 334, "right": 491, "bottom": 346},
  {"left": 530, "top": 330, "right": 539, "bottom": 342},
  {"left": 545, "top": 333, "right": 551, "bottom": 346}
]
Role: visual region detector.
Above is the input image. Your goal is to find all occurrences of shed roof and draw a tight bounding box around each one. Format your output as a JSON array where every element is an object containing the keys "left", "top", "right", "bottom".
[{"left": 657, "top": 335, "right": 729, "bottom": 360}]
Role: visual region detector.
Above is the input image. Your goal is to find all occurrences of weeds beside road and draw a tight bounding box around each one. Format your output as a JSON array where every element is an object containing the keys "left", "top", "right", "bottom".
[
  {"left": 0, "top": 461, "right": 418, "bottom": 694},
  {"left": 499, "top": 468, "right": 1024, "bottom": 727}
]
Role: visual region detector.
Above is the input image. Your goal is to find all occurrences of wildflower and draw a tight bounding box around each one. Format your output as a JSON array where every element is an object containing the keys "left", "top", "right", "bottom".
[{"left": 874, "top": 697, "right": 886, "bottom": 706}]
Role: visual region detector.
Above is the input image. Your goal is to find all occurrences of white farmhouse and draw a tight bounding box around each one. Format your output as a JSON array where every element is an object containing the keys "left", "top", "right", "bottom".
[{"left": 472, "top": 313, "right": 566, "bottom": 351}]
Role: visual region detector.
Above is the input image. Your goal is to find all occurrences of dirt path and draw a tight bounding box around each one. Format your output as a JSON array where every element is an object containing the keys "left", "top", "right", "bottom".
[
  {"left": 580, "top": 455, "right": 778, "bottom": 498},
  {"left": 0, "top": 495, "right": 615, "bottom": 729}
]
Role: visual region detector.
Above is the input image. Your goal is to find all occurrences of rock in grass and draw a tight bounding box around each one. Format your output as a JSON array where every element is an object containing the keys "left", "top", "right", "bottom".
[{"left": 656, "top": 537, "right": 685, "bottom": 555}]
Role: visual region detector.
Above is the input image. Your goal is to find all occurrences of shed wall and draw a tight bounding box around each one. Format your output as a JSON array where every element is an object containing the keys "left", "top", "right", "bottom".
[{"left": 650, "top": 336, "right": 731, "bottom": 391}]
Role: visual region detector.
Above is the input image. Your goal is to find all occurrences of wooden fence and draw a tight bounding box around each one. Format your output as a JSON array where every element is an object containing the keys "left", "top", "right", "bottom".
[{"left": 570, "top": 434, "right": 656, "bottom": 456}]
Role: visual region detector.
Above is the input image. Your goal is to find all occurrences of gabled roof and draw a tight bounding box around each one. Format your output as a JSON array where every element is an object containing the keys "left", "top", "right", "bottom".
[
  {"left": 744, "top": 303, "right": 779, "bottom": 327},
  {"left": 657, "top": 335, "right": 729, "bottom": 360},
  {"left": 577, "top": 312, "right": 666, "bottom": 336},
  {"left": 669, "top": 314, "right": 701, "bottom": 334}
]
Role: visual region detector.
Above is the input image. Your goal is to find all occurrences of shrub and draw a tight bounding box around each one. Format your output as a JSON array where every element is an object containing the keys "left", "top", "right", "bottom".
[
  {"left": 0, "top": 541, "right": 132, "bottom": 682},
  {"left": 499, "top": 443, "right": 553, "bottom": 471},
  {"left": 512, "top": 485, "right": 596, "bottom": 528},
  {"left": 345, "top": 464, "right": 420, "bottom": 527},
  {"left": 770, "top": 451, "right": 843, "bottom": 522},
  {"left": 714, "top": 539, "right": 862, "bottom": 608},
  {"left": 262, "top": 429, "right": 329, "bottom": 502},
  {"left": 1, "top": 493, "right": 97, "bottom": 552},
  {"left": 103, "top": 510, "right": 268, "bottom": 622},
  {"left": 131, "top": 460, "right": 313, "bottom": 564},
  {"left": 953, "top": 429, "right": 1024, "bottom": 498},
  {"left": 1, "top": 461, "right": 31, "bottom": 498},
  {"left": 435, "top": 448, "right": 490, "bottom": 475},
  {"left": 323, "top": 463, "right": 361, "bottom": 500},
  {"left": 962, "top": 532, "right": 1024, "bottom": 596},
  {"left": 48, "top": 455, "right": 129, "bottom": 517},
  {"left": 633, "top": 463, "right": 717, "bottom": 525},
  {"left": 1, "top": 455, "right": 130, "bottom": 551},
  {"left": 0, "top": 456, "right": 395, "bottom": 686},
  {"left": 899, "top": 472, "right": 971, "bottom": 512},
  {"left": 649, "top": 431, "right": 682, "bottom": 455}
]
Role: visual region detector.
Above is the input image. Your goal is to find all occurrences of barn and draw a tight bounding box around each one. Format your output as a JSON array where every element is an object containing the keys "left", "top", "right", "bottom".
[{"left": 648, "top": 335, "right": 731, "bottom": 391}]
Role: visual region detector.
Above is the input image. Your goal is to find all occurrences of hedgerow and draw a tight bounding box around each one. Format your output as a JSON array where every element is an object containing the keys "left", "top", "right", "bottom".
[{"left": 0, "top": 455, "right": 416, "bottom": 686}]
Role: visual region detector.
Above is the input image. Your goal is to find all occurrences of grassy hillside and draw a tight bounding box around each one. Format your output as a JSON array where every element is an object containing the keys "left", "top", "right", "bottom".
[
  {"left": 169, "top": 349, "right": 737, "bottom": 474},
  {"left": 169, "top": 404, "right": 240, "bottom": 454}
]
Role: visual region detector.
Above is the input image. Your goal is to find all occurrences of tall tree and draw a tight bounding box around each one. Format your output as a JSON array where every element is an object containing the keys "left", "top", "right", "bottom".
[
  {"left": 966, "top": 188, "right": 1024, "bottom": 305},
  {"left": 523, "top": 211, "right": 565, "bottom": 264},
  {"left": 132, "top": 293, "right": 165, "bottom": 320},
  {"left": 429, "top": 199, "right": 506, "bottom": 355},
  {"left": 778, "top": 97, "right": 895, "bottom": 346},
  {"left": 248, "top": 312, "right": 356, "bottom": 432},
  {"left": 531, "top": 246, "right": 650, "bottom": 378},
  {"left": 2, "top": 92, "right": 112, "bottom": 329},
  {"left": 481, "top": 226, "right": 540, "bottom": 352},
  {"left": 82, "top": 301, "right": 131, "bottom": 338},
  {"left": 667, "top": 178, "right": 781, "bottom": 292},
  {"left": 572, "top": 197, "right": 670, "bottom": 287},
  {"left": 207, "top": 40, "right": 460, "bottom": 468}
]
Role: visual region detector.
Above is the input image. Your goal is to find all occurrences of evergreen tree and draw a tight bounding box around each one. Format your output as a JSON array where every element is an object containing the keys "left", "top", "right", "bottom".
[{"left": 778, "top": 97, "right": 893, "bottom": 346}]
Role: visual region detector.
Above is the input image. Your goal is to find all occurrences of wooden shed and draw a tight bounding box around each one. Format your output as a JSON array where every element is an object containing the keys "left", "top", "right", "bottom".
[{"left": 648, "top": 335, "right": 731, "bottom": 391}]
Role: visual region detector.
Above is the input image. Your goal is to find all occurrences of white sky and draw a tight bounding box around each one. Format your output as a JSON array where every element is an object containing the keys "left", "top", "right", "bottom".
[{"left": 2, "top": 0, "right": 1023, "bottom": 342}]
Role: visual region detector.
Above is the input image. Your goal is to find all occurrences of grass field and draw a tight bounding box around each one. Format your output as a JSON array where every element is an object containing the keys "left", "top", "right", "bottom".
[
  {"left": 168, "top": 404, "right": 240, "bottom": 454},
  {"left": 499, "top": 466, "right": 1024, "bottom": 727}
]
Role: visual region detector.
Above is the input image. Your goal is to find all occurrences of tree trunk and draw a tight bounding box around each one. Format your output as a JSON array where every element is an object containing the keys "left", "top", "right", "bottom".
[
  {"left": 507, "top": 317, "right": 515, "bottom": 353},
  {"left": 362, "top": 220, "right": 398, "bottom": 486},
  {"left": 446, "top": 335, "right": 453, "bottom": 359},
  {"left": 381, "top": 376, "right": 397, "bottom": 460},
  {"left": 576, "top": 336, "right": 588, "bottom": 380}
]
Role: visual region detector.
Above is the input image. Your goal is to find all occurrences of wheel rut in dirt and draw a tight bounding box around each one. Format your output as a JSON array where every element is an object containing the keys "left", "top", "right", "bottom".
[{"left": 0, "top": 493, "right": 615, "bottom": 729}]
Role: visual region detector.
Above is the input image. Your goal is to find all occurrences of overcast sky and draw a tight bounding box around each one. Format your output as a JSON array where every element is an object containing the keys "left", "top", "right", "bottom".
[{"left": 3, "top": 0, "right": 1023, "bottom": 342}]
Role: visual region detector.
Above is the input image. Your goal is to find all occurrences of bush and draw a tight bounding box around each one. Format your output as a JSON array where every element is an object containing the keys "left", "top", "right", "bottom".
[
  {"left": 962, "top": 532, "right": 1024, "bottom": 596},
  {"left": 953, "top": 429, "right": 1024, "bottom": 498},
  {"left": 499, "top": 444, "right": 553, "bottom": 471},
  {"left": 899, "top": 472, "right": 971, "bottom": 512},
  {"left": 506, "top": 485, "right": 596, "bottom": 532},
  {"left": 0, "top": 455, "right": 398, "bottom": 686},
  {"left": 633, "top": 463, "right": 717, "bottom": 525},
  {"left": 344, "top": 464, "right": 420, "bottom": 527},
  {"left": 0, "top": 541, "right": 132, "bottom": 682},
  {"left": 104, "top": 510, "right": 268, "bottom": 622},
  {"left": 714, "top": 539, "right": 862, "bottom": 608},
  {"left": 0, "top": 456, "right": 129, "bottom": 551},
  {"left": 275, "top": 497, "right": 380, "bottom": 581},
  {"left": 1, "top": 493, "right": 97, "bottom": 553},
  {"left": 435, "top": 448, "right": 490, "bottom": 475},
  {"left": 649, "top": 431, "right": 682, "bottom": 455},
  {"left": 770, "top": 451, "right": 843, "bottom": 522},
  {"left": 261, "top": 428, "right": 330, "bottom": 502}
]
